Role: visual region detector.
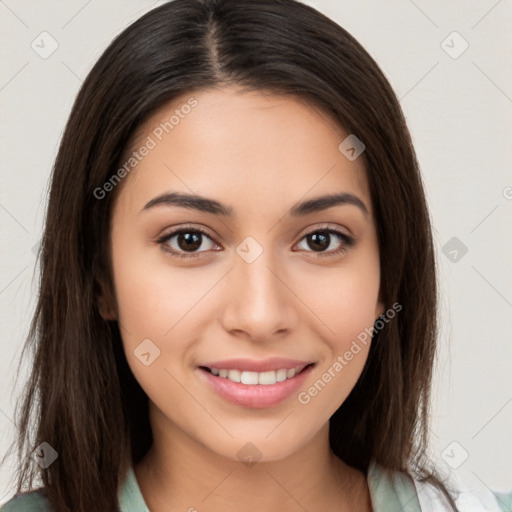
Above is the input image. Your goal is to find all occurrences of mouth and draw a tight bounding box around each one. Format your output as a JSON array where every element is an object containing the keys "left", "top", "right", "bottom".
[{"left": 197, "top": 362, "right": 316, "bottom": 408}]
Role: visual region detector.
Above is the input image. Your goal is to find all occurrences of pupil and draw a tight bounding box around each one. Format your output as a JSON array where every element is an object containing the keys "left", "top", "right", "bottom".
[
  {"left": 178, "top": 232, "right": 201, "bottom": 251},
  {"left": 309, "top": 232, "right": 329, "bottom": 251}
]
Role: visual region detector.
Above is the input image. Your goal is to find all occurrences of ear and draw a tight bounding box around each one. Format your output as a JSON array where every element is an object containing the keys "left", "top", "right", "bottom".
[{"left": 95, "top": 275, "right": 117, "bottom": 321}]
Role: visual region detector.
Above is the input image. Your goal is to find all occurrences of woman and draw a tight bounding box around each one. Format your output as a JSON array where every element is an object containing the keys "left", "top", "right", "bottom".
[{"left": 2, "top": 0, "right": 508, "bottom": 511}]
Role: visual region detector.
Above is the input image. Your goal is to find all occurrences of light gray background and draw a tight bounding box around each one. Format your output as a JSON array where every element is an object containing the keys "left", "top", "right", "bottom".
[{"left": 1, "top": 0, "right": 511, "bottom": 503}]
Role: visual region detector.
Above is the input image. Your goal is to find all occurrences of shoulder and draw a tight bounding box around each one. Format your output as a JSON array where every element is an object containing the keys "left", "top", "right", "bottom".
[
  {"left": 368, "top": 460, "right": 511, "bottom": 512},
  {"left": 0, "top": 490, "right": 51, "bottom": 511},
  {"left": 411, "top": 472, "right": 511, "bottom": 512}
]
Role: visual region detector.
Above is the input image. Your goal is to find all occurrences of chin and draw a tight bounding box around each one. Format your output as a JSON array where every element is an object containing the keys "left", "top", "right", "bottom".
[{"left": 204, "top": 431, "right": 313, "bottom": 466}]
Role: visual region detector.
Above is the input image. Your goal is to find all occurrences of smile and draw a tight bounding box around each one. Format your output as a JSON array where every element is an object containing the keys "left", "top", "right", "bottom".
[
  {"left": 205, "top": 365, "right": 309, "bottom": 385},
  {"left": 197, "top": 361, "right": 316, "bottom": 408}
]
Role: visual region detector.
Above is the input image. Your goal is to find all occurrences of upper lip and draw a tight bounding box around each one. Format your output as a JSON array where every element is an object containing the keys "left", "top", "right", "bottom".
[{"left": 199, "top": 358, "right": 315, "bottom": 373}]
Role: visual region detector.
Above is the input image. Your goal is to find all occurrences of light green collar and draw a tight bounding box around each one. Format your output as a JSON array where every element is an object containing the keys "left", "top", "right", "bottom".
[
  {"left": 367, "top": 459, "right": 422, "bottom": 511},
  {"left": 119, "top": 459, "right": 422, "bottom": 512},
  {"left": 118, "top": 466, "right": 150, "bottom": 511}
]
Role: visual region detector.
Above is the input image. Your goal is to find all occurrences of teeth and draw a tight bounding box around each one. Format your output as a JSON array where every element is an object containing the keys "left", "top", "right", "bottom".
[
  {"left": 258, "top": 371, "right": 276, "bottom": 385},
  {"left": 227, "top": 369, "right": 241, "bottom": 383},
  {"left": 209, "top": 366, "right": 306, "bottom": 385},
  {"left": 241, "top": 371, "right": 259, "bottom": 385},
  {"left": 276, "top": 369, "right": 287, "bottom": 382}
]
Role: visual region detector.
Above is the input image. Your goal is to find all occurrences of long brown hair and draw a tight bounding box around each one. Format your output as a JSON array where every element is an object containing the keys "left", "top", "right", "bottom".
[{"left": 8, "top": 0, "right": 457, "bottom": 510}]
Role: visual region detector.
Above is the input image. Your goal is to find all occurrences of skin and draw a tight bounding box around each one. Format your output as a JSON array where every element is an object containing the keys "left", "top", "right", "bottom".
[{"left": 101, "top": 86, "right": 383, "bottom": 512}]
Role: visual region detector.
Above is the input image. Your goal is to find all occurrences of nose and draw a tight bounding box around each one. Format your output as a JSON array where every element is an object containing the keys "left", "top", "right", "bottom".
[{"left": 219, "top": 248, "right": 299, "bottom": 342}]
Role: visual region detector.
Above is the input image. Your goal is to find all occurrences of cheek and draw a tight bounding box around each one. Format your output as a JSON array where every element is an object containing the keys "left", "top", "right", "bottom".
[
  {"left": 109, "top": 244, "right": 203, "bottom": 411},
  {"left": 293, "top": 247, "right": 380, "bottom": 403},
  {"left": 294, "top": 270, "right": 378, "bottom": 420},
  {"left": 109, "top": 236, "right": 225, "bottom": 397},
  {"left": 299, "top": 250, "right": 381, "bottom": 344},
  {"left": 111, "top": 232, "right": 214, "bottom": 340}
]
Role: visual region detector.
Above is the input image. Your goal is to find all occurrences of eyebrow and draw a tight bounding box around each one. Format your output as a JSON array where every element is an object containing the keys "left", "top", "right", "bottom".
[{"left": 141, "top": 191, "right": 369, "bottom": 218}]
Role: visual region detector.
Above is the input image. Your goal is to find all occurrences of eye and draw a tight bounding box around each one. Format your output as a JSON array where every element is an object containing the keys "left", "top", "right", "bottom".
[
  {"left": 157, "top": 227, "right": 220, "bottom": 259},
  {"left": 295, "top": 227, "right": 354, "bottom": 257},
  {"left": 157, "top": 225, "right": 354, "bottom": 260}
]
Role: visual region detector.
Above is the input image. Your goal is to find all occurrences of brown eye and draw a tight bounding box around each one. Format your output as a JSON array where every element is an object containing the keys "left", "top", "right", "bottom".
[
  {"left": 157, "top": 228, "right": 219, "bottom": 258},
  {"left": 306, "top": 231, "right": 330, "bottom": 251},
  {"left": 176, "top": 232, "right": 202, "bottom": 252},
  {"left": 296, "top": 228, "right": 354, "bottom": 256}
]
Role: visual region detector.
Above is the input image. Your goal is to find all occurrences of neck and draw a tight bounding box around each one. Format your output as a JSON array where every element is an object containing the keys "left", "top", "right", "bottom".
[{"left": 133, "top": 402, "right": 371, "bottom": 512}]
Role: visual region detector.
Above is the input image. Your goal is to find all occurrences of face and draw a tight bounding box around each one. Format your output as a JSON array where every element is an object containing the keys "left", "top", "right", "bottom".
[{"left": 104, "top": 86, "right": 384, "bottom": 463}]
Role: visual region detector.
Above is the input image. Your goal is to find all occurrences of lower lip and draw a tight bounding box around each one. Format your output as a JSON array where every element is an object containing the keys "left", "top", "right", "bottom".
[{"left": 197, "top": 365, "right": 315, "bottom": 409}]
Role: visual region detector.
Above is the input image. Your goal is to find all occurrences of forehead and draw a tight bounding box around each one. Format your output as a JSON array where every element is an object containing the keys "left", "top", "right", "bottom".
[{"left": 117, "top": 86, "right": 371, "bottom": 217}]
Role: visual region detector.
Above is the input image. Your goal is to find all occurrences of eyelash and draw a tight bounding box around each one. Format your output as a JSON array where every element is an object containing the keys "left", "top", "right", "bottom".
[{"left": 156, "top": 225, "right": 354, "bottom": 260}]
